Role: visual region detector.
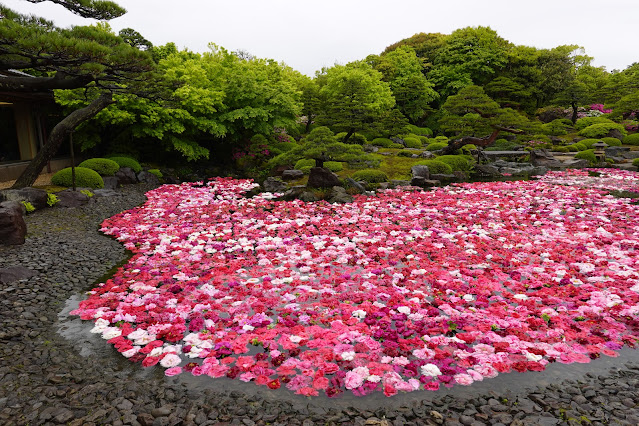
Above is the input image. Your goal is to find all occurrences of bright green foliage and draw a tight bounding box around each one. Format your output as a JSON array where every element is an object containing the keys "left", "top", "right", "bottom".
[
  {"left": 433, "top": 136, "right": 449, "bottom": 143},
  {"left": 461, "top": 144, "right": 477, "bottom": 153},
  {"left": 633, "top": 158, "right": 639, "bottom": 167},
  {"left": 324, "top": 161, "right": 344, "bottom": 172},
  {"left": 46, "top": 193, "right": 59, "bottom": 207},
  {"left": 371, "top": 138, "right": 394, "bottom": 147},
  {"left": 351, "top": 169, "right": 388, "bottom": 183},
  {"left": 51, "top": 167, "right": 105, "bottom": 189},
  {"left": 78, "top": 158, "right": 120, "bottom": 176},
  {"left": 612, "top": 91, "right": 639, "bottom": 118},
  {"left": 108, "top": 156, "right": 142, "bottom": 173},
  {"left": 542, "top": 120, "right": 569, "bottom": 136},
  {"left": 415, "top": 159, "right": 453, "bottom": 174},
  {"left": 623, "top": 134, "right": 639, "bottom": 145},
  {"left": 600, "top": 137, "right": 622, "bottom": 146},
  {"left": 578, "top": 123, "right": 627, "bottom": 138},
  {"left": 397, "top": 150, "right": 416, "bottom": 157},
  {"left": 426, "top": 142, "right": 448, "bottom": 151},
  {"left": 148, "top": 169, "right": 163, "bottom": 179},
  {"left": 569, "top": 143, "right": 588, "bottom": 151},
  {"left": 403, "top": 137, "right": 422, "bottom": 148},
  {"left": 435, "top": 155, "right": 473, "bottom": 171},
  {"left": 577, "top": 139, "right": 599, "bottom": 149},
  {"left": 484, "top": 76, "right": 532, "bottom": 110},
  {"left": 554, "top": 146, "right": 570, "bottom": 153},
  {"left": 270, "top": 142, "right": 298, "bottom": 154},
  {"left": 21, "top": 201, "right": 35, "bottom": 213},
  {"left": 575, "top": 116, "right": 616, "bottom": 131},
  {"left": 336, "top": 132, "right": 367, "bottom": 144},
  {"left": 575, "top": 149, "right": 598, "bottom": 165},
  {"left": 80, "top": 189, "right": 94, "bottom": 198},
  {"left": 294, "top": 159, "right": 315, "bottom": 170},
  {"left": 318, "top": 61, "right": 395, "bottom": 142},
  {"left": 406, "top": 125, "right": 433, "bottom": 136}
]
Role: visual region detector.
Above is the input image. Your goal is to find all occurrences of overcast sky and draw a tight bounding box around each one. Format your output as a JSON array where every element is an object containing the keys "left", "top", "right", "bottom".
[{"left": 4, "top": 0, "right": 638, "bottom": 76}]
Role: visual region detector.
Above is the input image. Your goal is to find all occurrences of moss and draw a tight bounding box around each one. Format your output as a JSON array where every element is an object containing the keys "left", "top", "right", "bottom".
[
  {"left": 415, "top": 159, "right": 453, "bottom": 174},
  {"left": 576, "top": 139, "right": 598, "bottom": 149},
  {"left": 600, "top": 137, "right": 622, "bottom": 147},
  {"left": 436, "top": 155, "right": 473, "bottom": 171},
  {"left": 107, "top": 156, "right": 142, "bottom": 173},
  {"left": 623, "top": 133, "right": 639, "bottom": 146},
  {"left": 425, "top": 142, "right": 448, "bottom": 151},
  {"left": 371, "top": 138, "right": 394, "bottom": 148},
  {"left": 632, "top": 158, "right": 639, "bottom": 168},
  {"left": 406, "top": 125, "right": 433, "bottom": 136},
  {"left": 51, "top": 167, "right": 104, "bottom": 189},
  {"left": 403, "top": 136, "right": 422, "bottom": 149},
  {"left": 294, "top": 159, "right": 315, "bottom": 170},
  {"left": 574, "top": 149, "right": 597, "bottom": 165},
  {"left": 147, "top": 169, "right": 163, "bottom": 179},
  {"left": 351, "top": 169, "right": 388, "bottom": 183},
  {"left": 324, "top": 161, "right": 343, "bottom": 172},
  {"left": 554, "top": 146, "right": 570, "bottom": 153},
  {"left": 78, "top": 158, "right": 120, "bottom": 176}
]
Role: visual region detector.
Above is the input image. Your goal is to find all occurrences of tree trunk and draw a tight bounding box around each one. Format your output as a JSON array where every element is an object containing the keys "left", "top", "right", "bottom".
[
  {"left": 11, "top": 93, "right": 115, "bottom": 189},
  {"left": 315, "top": 158, "right": 325, "bottom": 168},
  {"left": 571, "top": 101, "right": 578, "bottom": 124},
  {"left": 305, "top": 115, "right": 314, "bottom": 134},
  {"left": 342, "top": 129, "right": 354, "bottom": 144}
]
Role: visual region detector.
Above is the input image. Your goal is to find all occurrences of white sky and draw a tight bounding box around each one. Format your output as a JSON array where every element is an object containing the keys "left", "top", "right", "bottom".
[{"left": 3, "top": 0, "right": 638, "bottom": 76}]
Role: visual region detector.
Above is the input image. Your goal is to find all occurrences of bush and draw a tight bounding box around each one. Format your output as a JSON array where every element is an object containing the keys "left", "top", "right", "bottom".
[
  {"left": 418, "top": 135, "right": 430, "bottom": 145},
  {"left": 633, "top": 158, "right": 639, "bottom": 167},
  {"left": 398, "top": 150, "right": 416, "bottom": 157},
  {"left": 371, "top": 138, "right": 394, "bottom": 148},
  {"left": 351, "top": 169, "right": 388, "bottom": 183},
  {"left": 271, "top": 142, "right": 297, "bottom": 153},
  {"left": 415, "top": 159, "right": 453, "bottom": 174},
  {"left": 425, "top": 142, "right": 448, "bottom": 151},
  {"left": 389, "top": 143, "right": 404, "bottom": 149},
  {"left": 569, "top": 143, "right": 588, "bottom": 151},
  {"left": 108, "top": 156, "right": 142, "bottom": 173},
  {"left": 336, "top": 132, "right": 367, "bottom": 144},
  {"left": 403, "top": 137, "right": 422, "bottom": 149},
  {"left": 601, "top": 137, "right": 622, "bottom": 147},
  {"left": 486, "top": 139, "right": 522, "bottom": 151},
  {"left": 78, "top": 158, "right": 120, "bottom": 176},
  {"left": 148, "top": 169, "right": 163, "bottom": 179},
  {"left": 575, "top": 149, "right": 597, "bottom": 166},
  {"left": 436, "top": 155, "right": 472, "bottom": 171},
  {"left": 406, "top": 125, "right": 433, "bottom": 136},
  {"left": 578, "top": 123, "right": 627, "bottom": 138},
  {"left": 554, "top": 146, "right": 570, "bottom": 153},
  {"left": 324, "top": 161, "right": 343, "bottom": 172},
  {"left": 567, "top": 145, "right": 579, "bottom": 152},
  {"left": 577, "top": 139, "right": 599, "bottom": 149},
  {"left": 575, "top": 116, "right": 615, "bottom": 131},
  {"left": 623, "top": 134, "right": 639, "bottom": 146},
  {"left": 460, "top": 144, "right": 477, "bottom": 154},
  {"left": 51, "top": 167, "right": 104, "bottom": 189},
  {"left": 294, "top": 158, "right": 315, "bottom": 170}
]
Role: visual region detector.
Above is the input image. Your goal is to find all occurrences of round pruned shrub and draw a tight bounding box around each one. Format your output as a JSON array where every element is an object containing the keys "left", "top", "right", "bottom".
[
  {"left": 577, "top": 139, "right": 599, "bottom": 149},
  {"left": 554, "top": 146, "right": 570, "bottom": 153},
  {"left": 148, "top": 169, "right": 163, "bottom": 179},
  {"left": 566, "top": 145, "right": 579, "bottom": 152},
  {"left": 403, "top": 137, "right": 422, "bottom": 149},
  {"left": 108, "top": 156, "right": 142, "bottom": 173},
  {"left": 632, "top": 158, "right": 639, "bottom": 168},
  {"left": 371, "top": 138, "right": 394, "bottom": 148},
  {"left": 575, "top": 116, "right": 615, "bottom": 131},
  {"left": 461, "top": 144, "right": 477, "bottom": 154},
  {"left": 406, "top": 125, "right": 433, "bottom": 136},
  {"left": 324, "top": 161, "right": 343, "bottom": 172},
  {"left": 415, "top": 159, "right": 453, "bottom": 175},
  {"left": 351, "top": 169, "right": 388, "bottom": 183},
  {"left": 601, "top": 137, "right": 622, "bottom": 147},
  {"left": 542, "top": 119, "right": 568, "bottom": 136},
  {"left": 436, "top": 155, "right": 473, "bottom": 172},
  {"left": 575, "top": 149, "right": 597, "bottom": 166},
  {"left": 623, "top": 134, "right": 639, "bottom": 146},
  {"left": 294, "top": 159, "right": 315, "bottom": 170},
  {"left": 51, "top": 167, "right": 104, "bottom": 189},
  {"left": 568, "top": 142, "right": 588, "bottom": 152},
  {"left": 425, "top": 142, "right": 448, "bottom": 151},
  {"left": 578, "top": 123, "right": 627, "bottom": 139},
  {"left": 78, "top": 158, "right": 120, "bottom": 176},
  {"left": 418, "top": 135, "right": 430, "bottom": 145}
]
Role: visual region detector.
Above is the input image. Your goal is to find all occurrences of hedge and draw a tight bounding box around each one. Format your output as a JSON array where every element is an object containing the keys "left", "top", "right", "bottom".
[
  {"left": 51, "top": 167, "right": 104, "bottom": 189},
  {"left": 351, "top": 169, "right": 388, "bottom": 183},
  {"left": 108, "top": 156, "right": 142, "bottom": 173},
  {"left": 578, "top": 123, "right": 627, "bottom": 139},
  {"left": 623, "top": 134, "right": 639, "bottom": 146},
  {"left": 403, "top": 137, "right": 422, "bottom": 149},
  {"left": 574, "top": 149, "right": 597, "bottom": 166},
  {"left": 414, "top": 159, "right": 453, "bottom": 174},
  {"left": 77, "top": 158, "right": 120, "bottom": 176},
  {"left": 436, "top": 155, "right": 472, "bottom": 171}
]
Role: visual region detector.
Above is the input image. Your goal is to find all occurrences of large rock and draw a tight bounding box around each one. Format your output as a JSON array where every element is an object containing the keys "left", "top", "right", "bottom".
[
  {"left": 307, "top": 167, "right": 341, "bottom": 188},
  {"left": 411, "top": 165, "right": 430, "bottom": 180},
  {"left": 420, "top": 151, "right": 435, "bottom": 159},
  {"left": 410, "top": 176, "right": 440, "bottom": 188},
  {"left": 114, "top": 167, "right": 138, "bottom": 185},
  {"left": 0, "top": 187, "right": 49, "bottom": 210},
  {"left": 474, "top": 164, "right": 501, "bottom": 177},
  {"left": 299, "top": 191, "right": 318, "bottom": 202},
  {"left": 0, "top": 201, "right": 27, "bottom": 245},
  {"left": 55, "top": 190, "right": 90, "bottom": 208},
  {"left": 563, "top": 158, "right": 591, "bottom": 169},
  {"left": 530, "top": 149, "right": 562, "bottom": 167},
  {"left": 621, "top": 151, "right": 639, "bottom": 160},
  {"left": 328, "top": 186, "right": 353, "bottom": 204},
  {"left": 281, "top": 169, "right": 304, "bottom": 180},
  {"left": 605, "top": 146, "right": 630, "bottom": 157},
  {"left": 92, "top": 189, "right": 120, "bottom": 198},
  {"left": 606, "top": 129, "right": 625, "bottom": 140},
  {"left": 0, "top": 266, "right": 37, "bottom": 284},
  {"left": 137, "top": 171, "right": 160, "bottom": 185},
  {"left": 280, "top": 185, "right": 306, "bottom": 201},
  {"left": 262, "top": 177, "right": 288, "bottom": 193},
  {"left": 102, "top": 176, "right": 119, "bottom": 190},
  {"left": 362, "top": 144, "right": 379, "bottom": 153},
  {"left": 430, "top": 173, "right": 457, "bottom": 183},
  {"left": 343, "top": 178, "right": 366, "bottom": 194},
  {"left": 390, "top": 180, "right": 412, "bottom": 188},
  {"left": 390, "top": 137, "right": 405, "bottom": 146}
]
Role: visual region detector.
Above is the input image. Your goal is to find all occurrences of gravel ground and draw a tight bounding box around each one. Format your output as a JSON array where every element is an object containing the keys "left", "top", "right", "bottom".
[{"left": 1, "top": 183, "right": 639, "bottom": 426}]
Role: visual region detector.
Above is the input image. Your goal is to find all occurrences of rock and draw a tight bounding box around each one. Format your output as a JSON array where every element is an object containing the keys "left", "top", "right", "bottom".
[
  {"left": 474, "top": 164, "right": 501, "bottom": 176},
  {"left": 530, "top": 149, "right": 562, "bottom": 167},
  {"left": 390, "top": 137, "right": 405, "bottom": 146},
  {"left": 262, "top": 177, "right": 288, "bottom": 193},
  {"left": 299, "top": 191, "right": 318, "bottom": 202},
  {"left": 102, "top": 176, "right": 119, "bottom": 190},
  {"left": 410, "top": 176, "right": 440, "bottom": 188},
  {"left": 137, "top": 171, "right": 160, "bottom": 185},
  {"left": 115, "top": 167, "right": 138, "bottom": 185},
  {"left": 328, "top": 186, "right": 353, "bottom": 204},
  {"left": 605, "top": 146, "right": 630, "bottom": 157},
  {"left": 92, "top": 189, "right": 120, "bottom": 198},
  {"left": 612, "top": 163, "right": 638, "bottom": 171},
  {"left": 420, "top": 151, "right": 435, "bottom": 158},
  {"left": 55, "top": 190, "right": 90, "bottom": 208},
  {"left": 562, "top": 158, "right": 590, "bottom": 169},
  {"left": 281, "top": 169, "right": 304, "bottom": 180},
  {"left": 0, "top": 266, "right": 37, "bottom": 284},
  {"left": 621, "top": 151, "right": 639, "bottom": 160},
  {"left": 411, "top": 165, "right": 430, "bottom": 180},
  {"left": 362, "top": 144, "right": 379, "bottom": 153},
  {"left": 343, "top": 178, "right": 366, "bottom": 194},
  {"left": 307, "top": 167, "right": 341, "bottom": 188},
  {"left": 280, "top": 185, "right": 306, "bottom": 201},
  {"left": 430, "top": 173, "right": 457, "bottom": 182},
  {"left": 390, "top": 180, "right": 411, "bottom": 188},
  {"left": 0, "top": 187, "right": 49, "bottom": 210},
  {"left": 0, "top": 201, "right": 27, "bottom": 245},
  {"left": 606, "top": 129, "right": 625, "bottom": 140}
]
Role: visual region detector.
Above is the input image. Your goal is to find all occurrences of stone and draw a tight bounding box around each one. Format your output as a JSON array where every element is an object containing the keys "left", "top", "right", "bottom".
[
  {"left": 562, "top": 158, "right": 590, "bottom": 169},
  {"left": 0, "top": 187, "right": 49, "bottom": 210},
  {"left": 411, "top": 165, "right": 430, "bottom": 180},
  {"left": 0, "top": 201, "right": 26, "bottom": 245},
  {"left": 55, "top": 190, "right": 90, "bottom": 208},
  {"left": 0, "top": 266, "right": 37, "bottom": 284},
  {"left": 605, "top": 146, "right": 630, "bottom": 157},
  {"left": 606, "top": 129, "right": 625, "bottom": 140},
  {"left": 137, "top": 171, "right": 160, "bottom": 185},
  {"left": 613, "top": 163, "right": 638, "bottom": 171},
  {"left": 115, "top": 167, "right": 138, "bottom": 185},
  {"left": 102, "top": 176, "right": 119, "bottom": 190},
  {"left": 390, "top": 137, "right": 405, "bottom": 146},
  {"left": 307, "top": 167, "right": 341, "bottom": 188},
  {"left": 298, "top": 191, "right": 318, "bottom": 202},
  {"left": 410, "top": 176, "right": 439, "bottom": 188},
  {"left": 281, "top": 185, "right": 306, "bottom": 201},
  {"left": 262, "top": 177, "right": 288, "bottom": 193},
  {"left": 530, "top": 149, "right": 562, "bottom": 167},
  {"left": 281, "top": 169, "right": 304, "bottom": 180},
  {"left": 621, "top": 151, "right": 639, "bottom": 160},
  {"left": 328, "top": 186, "right": 353, "bottom": 204},
  {"left": 343, "top": 178, "right": 366, "bottom": 194},
  {"left": 362, "top": 144, "right": 379, "bottom": 153},
  {"left": 474, "top": 164, "right": 501, "bottom": 176},
  {"left": 92, "top": 189, "right": 120, "bottom": 198},
  {"left": 390, "top": 180, "right": 411, "bottom": 188},
  {"left": 420, "top": 151, "right": 435, "bottom": 158},
  {"left": 430, "top": 173, "right": 457, "bottom": 182}
]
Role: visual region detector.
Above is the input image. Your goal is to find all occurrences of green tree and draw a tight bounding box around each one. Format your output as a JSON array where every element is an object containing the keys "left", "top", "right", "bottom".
[
  {"left": 1, "top": 1, "right": 153, "bottom": 188},
  {"left": 317, "top": 61, "right": 395, "bottom": 143}
]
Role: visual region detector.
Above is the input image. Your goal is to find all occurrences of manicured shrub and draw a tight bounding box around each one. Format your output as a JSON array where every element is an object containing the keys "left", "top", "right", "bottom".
[
  {"left": 575, "top": 149, "right": 597, "bottom": 165},
  {"left": 418, "top": 135, "right": 430, "bottom": 145},
  {"left": 632, "top": 158, "right": 639, "bottom": 167},
  {"left": 403, "top": 137, "right": 422, "bottom": 149},
  {"left": 148, "top": 169, "right": 163, "bottom": 179},
  {"left": 406, "top": 125, "right": 433, "bottom": 136},
  {"left": 108, "top": 156, "right": 142, "bottom": 173},
  {"left": 461, "top": 144, "right": 477, "bottom": 154},
  {"left": 436, "top": 155, "right": 472, "bottom": 171},
  {"left": 371, "top": 138, "right": 394, "bottom": 148},
  {"left": 51, "top": 167, "right": 104, "bottom": 189},
  {"left": 601, "top": 137, "right": 622, "bottom": 147},
  {"left": 348, "top": 133, "right": 367, "bottom": 145},
  {"left": 351, "top": 169, "right": 388, "bottom": 183},
  {"left": 398, "top": 150, "right": 416, "bottom": 157},
  {"left": 577, "top": 139, "right": 599, "bottom": 149},
  {"left": 389, "top": 143, "right": 404, "bottom": 149},
  {"left": 578, "top": 123, "right": 627, "bottom": 138},
  {"left": 415, "top": 159, "right": 453, "bottom": 174},
  {"left": 623, "top": 134, "right": 639, "bottom": 146},
  {"left": 425, "top": 142, "right": 448, "bottom": 151},
  {"left": 567, "top": 145, "right": 579, "bottom": 152},
  {"left": 575, "top": 116, "right": 615, "bottom": 131},
  {"left": 554, "top": 146, "right": 570, "bottom": 153},
  {"left": 294, "top": 159, "right": 315, "bottom": 170},
  {"left": 78, "top": 158, "right": 120, "bottom": 176},
  {"left": 324, "top": 161, "right": 343, "bottom": 172},
  {"left": 542, "top": 120, "right": 568, "bottom": 136},
  {"left": 569, "top": 143, "right": 588, "bottom": 151}
]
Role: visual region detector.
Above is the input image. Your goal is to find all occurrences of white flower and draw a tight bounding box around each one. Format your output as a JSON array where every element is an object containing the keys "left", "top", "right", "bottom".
[
  {"left": 367, "top": 375, "right": 381, "bottom": 383},
  {"left": 289, "top": 335, "right": 303, "bottom": 343},
  {"left": 524, "top": 351, "right": 543, "bottom": 362},
  {"left": 513, "top": 294, "right": 529, "bottom": 300},
  {"left": 397, "top": 306, "right": 411, "bottom": 315},
  {"left": 421, "top": 363, "right": 442, "bottom": 377},
  {"left": 341, "top": 351, "right": 356, "bottom": 361},
  {"left": 101, "top": 327, "right": 122, "bottom": 340},
  {"left": 463, "top": 294, "right": 474, "bottom": 302},
  {"left": 352, "top": 310, "right": 367, "bottom": 319},
  {"left": 160, "top": 353, "right": 182, "bottom": 368}
]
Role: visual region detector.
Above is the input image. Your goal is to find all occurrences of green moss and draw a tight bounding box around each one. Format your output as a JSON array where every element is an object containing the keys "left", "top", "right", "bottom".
[
  {"left": 371, "top": 138, "right": 394, "bottom": 148},
  {"left": 324, "top": 161, "right": 343, "bottom": 172},
  {"left": 51, "top": 167, "right": 104, "bottom": 189},
  {"left": 147, "top": 169, "right": 163, "bottom": 179},
  {"left": 403, "top": 137, "right": 422, "bottom": 149},
  {"left": 600, "top": 137, "right": 622, "bottom": 147},
  {"left": 623, "top": 133, "right": 639, "bottom": 146},
  {"left": 294, "top": 158, "right": 315, "bottom": 170},
  {"left": 576, "top": 138, "right": 598, "bottom": 149},
  {"left": 425, "top": 142, "right": 448, "bottom": 151},
  {"left": 78, "top": 158, "right": 120, "bottom": 176},
  {"left": 436, "top": 155, "right": 473, "bottom": 171},
  {"left": 406, "top": 125, "right": 433, "bottom": 136},
  {"left": 107, "top": 156, "right": 142, "bottom": 173},
  {"left": 415, "top": 159, "right": 453, "bottom": 174},
  {"left": 21, "top": 201, "right": 35, "bottom": 213},
  {"left": 351, "top": 169, "right": 388, "bottom": 183},
  {"left": 578, "top": 123, "right": 627, "bottom": 138},
  {"left": 633, "top": 158, "right": 639, "bottom": 167},
  {"left": 554, "top": 146, "right": 570, "bottom": 153},
  {"left": 575, "top": 149, "right": 597, "bottom": 165}
]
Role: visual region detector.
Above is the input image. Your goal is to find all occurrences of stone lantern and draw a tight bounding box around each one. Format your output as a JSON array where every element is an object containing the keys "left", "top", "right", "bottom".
[{"left": 592, "top": 140, "right": 608, "bottom": 163}]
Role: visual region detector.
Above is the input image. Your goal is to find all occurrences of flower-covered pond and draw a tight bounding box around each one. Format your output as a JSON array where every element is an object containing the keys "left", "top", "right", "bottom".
[{"left": 71, "top": 169, "right": 639, "bottom": 397}]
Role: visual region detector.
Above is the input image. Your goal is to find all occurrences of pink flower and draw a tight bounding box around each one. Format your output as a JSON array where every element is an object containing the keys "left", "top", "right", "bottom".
[{"left": 164, "top": 367, "right": 182, "bottom": 376}]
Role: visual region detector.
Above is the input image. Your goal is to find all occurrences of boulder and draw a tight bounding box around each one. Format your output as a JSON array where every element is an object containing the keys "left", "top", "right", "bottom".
[
  {"left": 606, "top": 129, "right": 625, "bottom": 140},
  {"left": 613, "top": 163, "right": 638, "bottom": 171},
  {"left": 621, "top": 151, "right": 639, "bottom": 160},
  {"left": 420, "top": 151, "right": 435, "bottom": 158},
  {"left": 362, "top": 144, "right": 379, "bottom": 153},
  {"left": 474, "top": 164, "right": 501, "bottom": 176},
  {"left": 114, "top": 167, "right": 138, "bottom": 185},
  {"left": 262, "top": 177, "right": 288, "bottom": 193},
  {"left": 605, "top": 146, "right": 630, "bottom": 157},
  {"left": 92, "top": 189, "right": 120, "bottom": 198},
  {"left": 343, "top": 178, "right": 366, "bottom": 194},
  {"left": 390, "top": 180, "right": 411, "bottom": 188},
  {"left": 0, "top": 201, "right": 27, "bottom": 245},
  {"left": 410, "top": 176, "right": 440, "bottom": 188},
  {"left": 530, "top": 149, "right": 562, "bottom": 167},
  {"left": 280, "top": 185, "right": 306, "bottom": 201},
  {"left": 430, "top": 173, "right": 457, "bottom": 183},
  {"left": 281, "top": 169, "right": 304, "bottom": 180},
  {"left": 411, "top": 165, "right": 430, "bottom": 180},
  {"left": 137, "top": 171, "right": 160, "bottom": 185},
  {"left": 299, "top": 191, "right": 318, "bottom": 202},
  {"left": 307, "top": 167, "right": 341, "bottom": 188},
  {"left": 0, "top": 266, "right": 37, "bottom": 284},
  {"left": 562, "top": 158, "right": 590, "bottom": 169},
  {"left": 0, "top": 187, "right": 49, "bottom": 210},
  {"left": 102, "top": 176, "right": 119, "bottom": 190},
  {"left": 55, "top": 190, "right": 90, "bottom": 208},
  {"left": 328, "top": 186, "right": 353, "bottom": 204},
  {"left": 390, "top": 137, "right": 405, "bottom": 146}
]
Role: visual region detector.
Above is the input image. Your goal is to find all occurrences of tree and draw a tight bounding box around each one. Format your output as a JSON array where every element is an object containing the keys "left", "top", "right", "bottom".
[
  {"left": 1, "top": 1, "right": 153, "bottom": 188},
  {"left": 317, "top": 61, "right": 395, "bottom": 143}
]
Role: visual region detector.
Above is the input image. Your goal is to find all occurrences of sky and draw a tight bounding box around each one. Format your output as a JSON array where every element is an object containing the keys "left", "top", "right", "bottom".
[{"left": 3, "top": 0, "right": 638, "bottom": 76}]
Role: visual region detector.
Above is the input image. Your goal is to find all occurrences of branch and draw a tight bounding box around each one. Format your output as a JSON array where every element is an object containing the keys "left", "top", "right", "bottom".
[
  {"left": 24, "top": 0, "right": 126, "bottom": 20},
  {"left": 0, "top": 72, "right": 94, "bottom": 91}
]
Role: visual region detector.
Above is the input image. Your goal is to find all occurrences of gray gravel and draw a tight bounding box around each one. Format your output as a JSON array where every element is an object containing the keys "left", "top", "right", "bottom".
[{"left": 1, "top": 183, "right": 639, "bottom": 425}]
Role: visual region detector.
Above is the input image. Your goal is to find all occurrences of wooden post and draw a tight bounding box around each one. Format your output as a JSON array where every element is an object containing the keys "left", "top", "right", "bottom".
[{"left": 70, "top": 131, "right": 76, "bottom": 191}]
